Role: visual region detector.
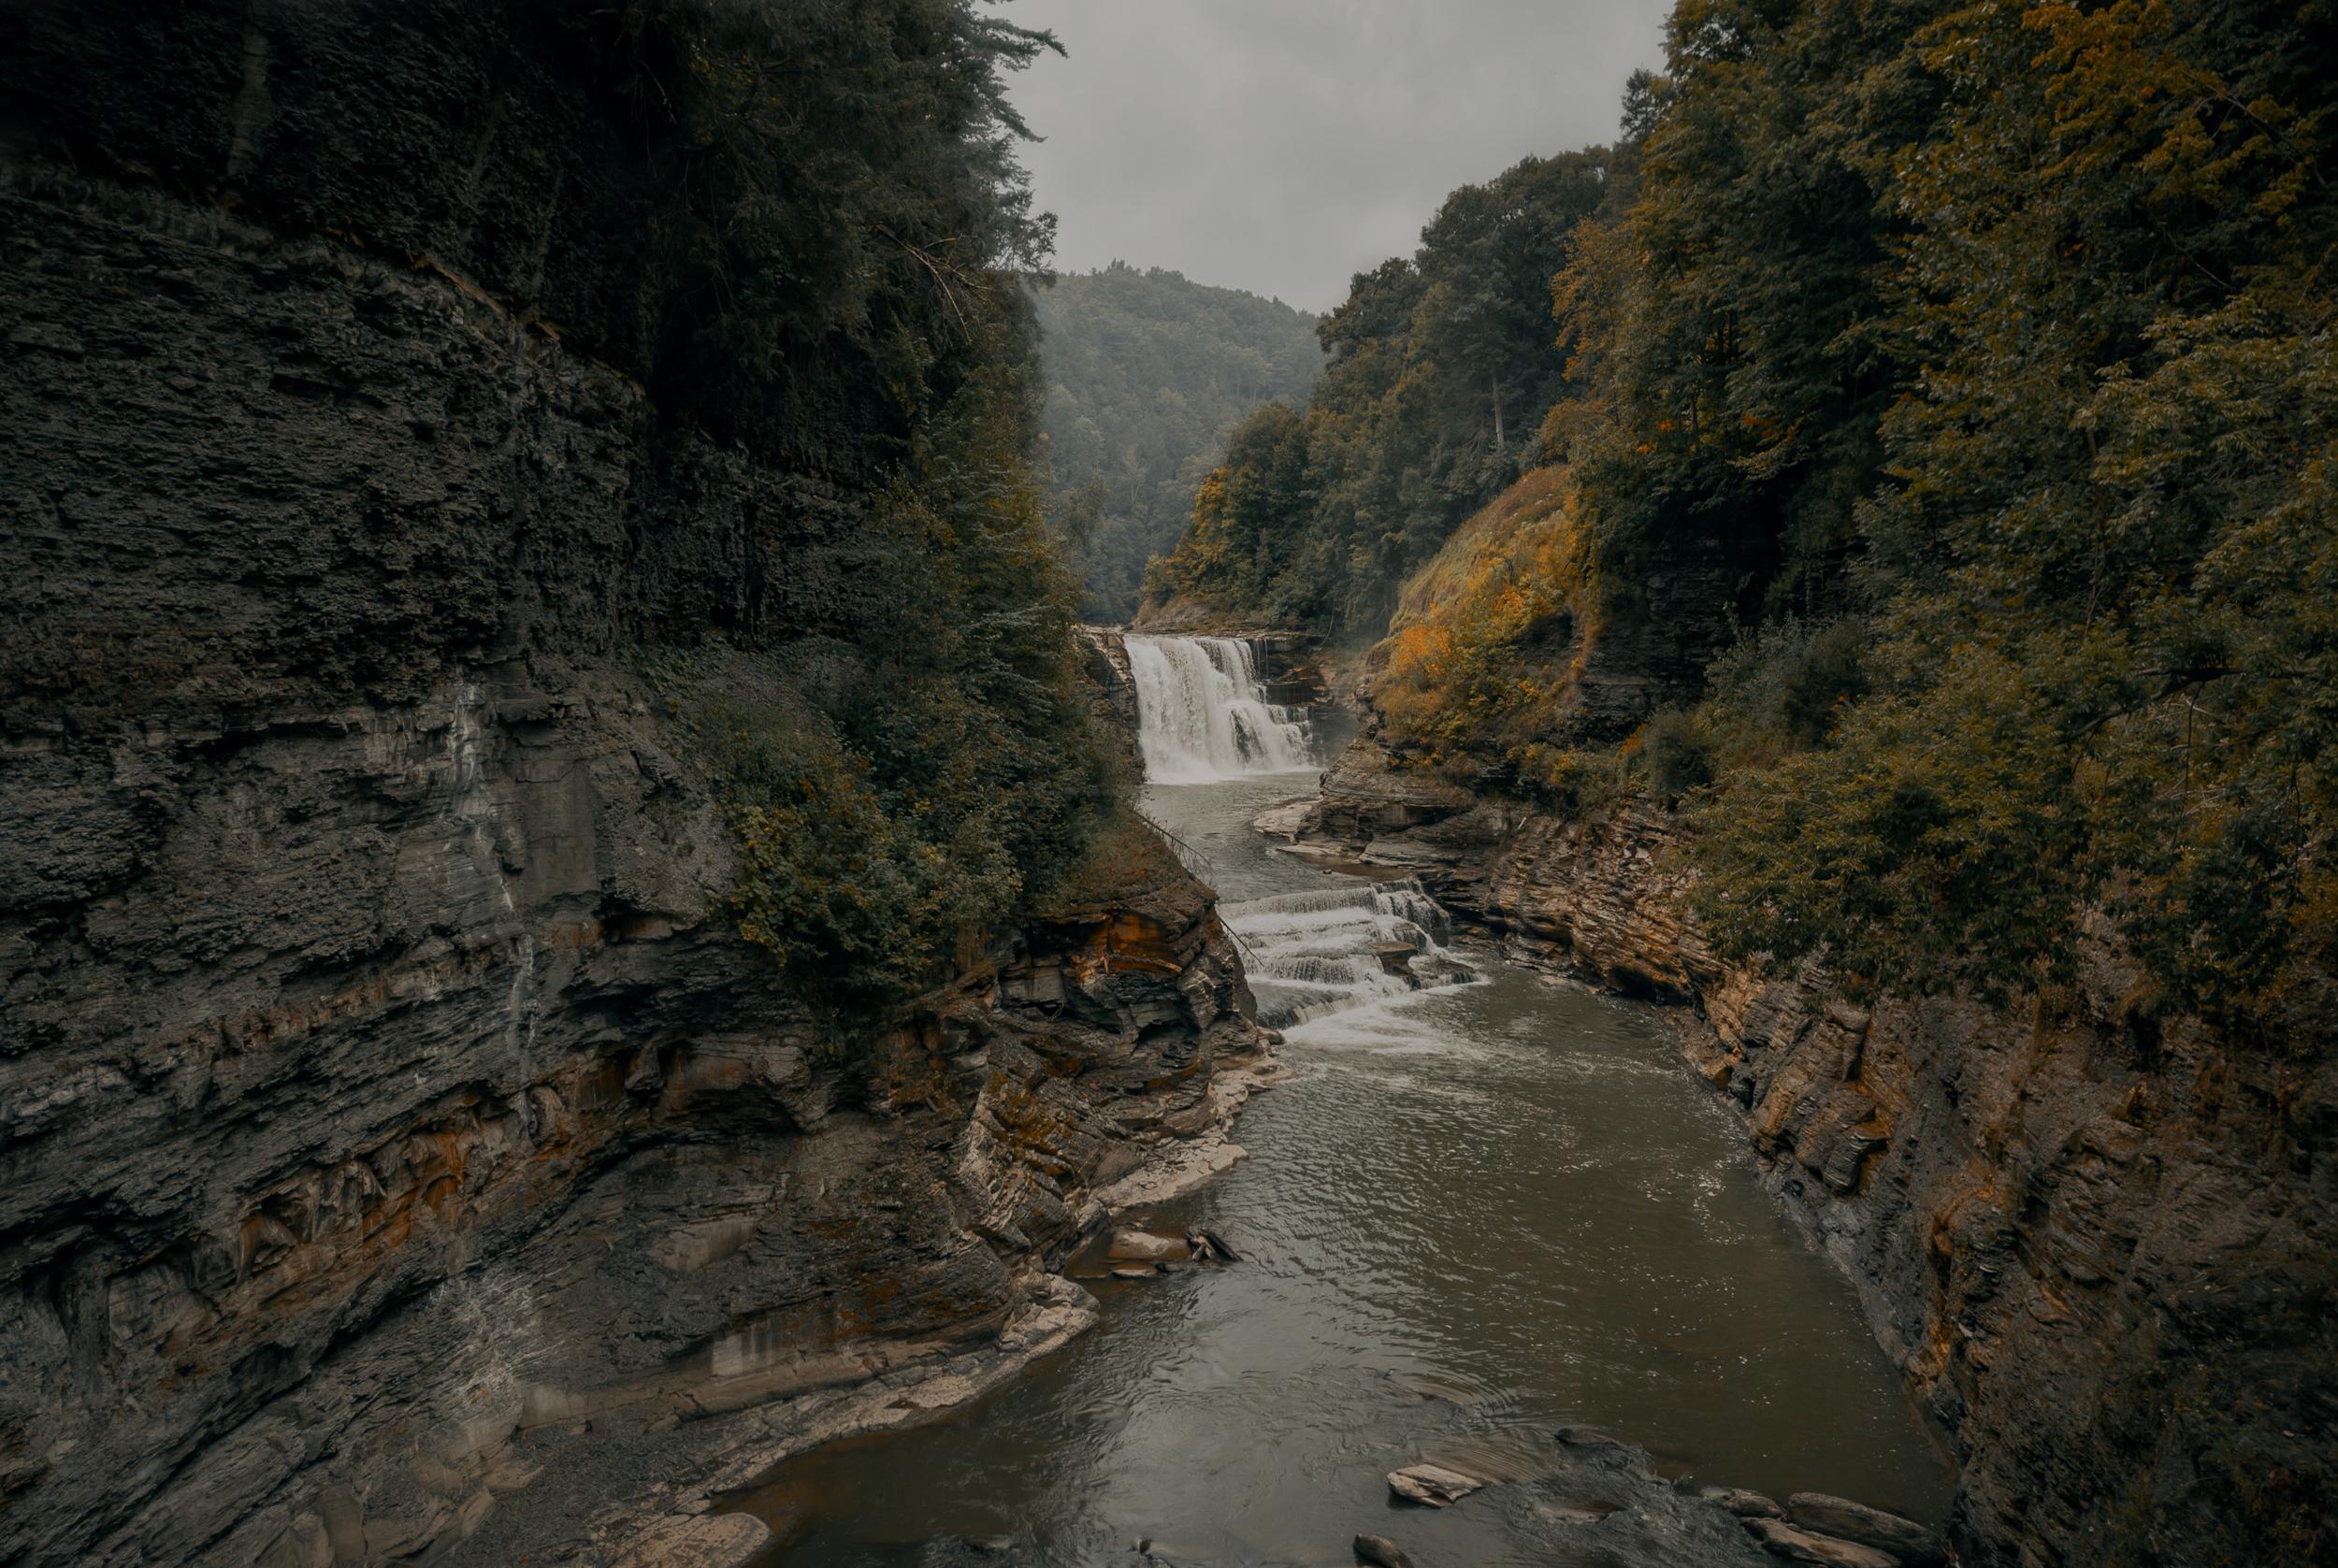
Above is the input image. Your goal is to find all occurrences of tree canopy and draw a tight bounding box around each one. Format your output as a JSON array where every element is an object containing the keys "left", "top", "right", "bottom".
[
  {"left": 613, "top": 0, "right": 1122, "bottom": 1015},
  {"left": 1147, "top": 151, "right": 1621, "bottom": 635},
  {"left": 1032, "top": 264, "right": 1322, "bottom": 621},
  {"left": 1366, "top": 0, "right": 2336, "bottom": 1054}
]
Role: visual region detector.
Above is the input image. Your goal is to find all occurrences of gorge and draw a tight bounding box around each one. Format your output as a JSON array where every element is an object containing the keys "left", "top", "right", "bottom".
[
  {"left": 733, "top": 635, "right": 1956, "bottom": 1567},
  {"left": 3, "top": 2, "right": 2330, "bottom": 1566}
]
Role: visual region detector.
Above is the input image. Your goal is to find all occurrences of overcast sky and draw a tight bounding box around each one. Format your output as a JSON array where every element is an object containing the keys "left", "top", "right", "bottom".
[{"left": 1001, "top": 1, "right": 1677, "bottom": 312}]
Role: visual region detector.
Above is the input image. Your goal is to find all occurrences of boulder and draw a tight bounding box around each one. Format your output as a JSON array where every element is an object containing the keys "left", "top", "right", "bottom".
[
  {"left": 1742, "top": 1517, "right": 1901, "bottom": 1568},
  {"left": 1352, "top": 1533, "right": 1411, "bottom": 1568},
  {"left": 1105, "top": 1229, "right": 1190, "bottom": 1263},
  {"left": 1186, "top": 1228, "right": 1242, "bottom": 1263},
  {"left": 1386, "top": 1463, "right": 1484, "bottom": 1507},
  {"left": 1705, "top": 1488, "right": 1784, "bottom": 1518},
  {"left": 1785, "top": 1495, "right": 1941, "bottom": 1566},
  {"left": 1252, "top": 798, "right": 1320, "bottom": 841}
]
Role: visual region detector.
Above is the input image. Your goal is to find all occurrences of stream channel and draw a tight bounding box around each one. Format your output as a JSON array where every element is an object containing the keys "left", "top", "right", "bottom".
[{"left": 740, "top": 636, "right": 1954, "bottom": 1567}]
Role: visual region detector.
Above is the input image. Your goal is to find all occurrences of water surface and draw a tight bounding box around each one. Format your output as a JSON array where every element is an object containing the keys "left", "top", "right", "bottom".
[{"left": 739, "top": 770, "right": 1951, "bottom": 1565}]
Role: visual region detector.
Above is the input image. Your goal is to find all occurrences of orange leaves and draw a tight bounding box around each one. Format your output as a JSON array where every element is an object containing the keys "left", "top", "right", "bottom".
[{"left": 1375, "top": 468, "right": 1592, "bottom": 771}]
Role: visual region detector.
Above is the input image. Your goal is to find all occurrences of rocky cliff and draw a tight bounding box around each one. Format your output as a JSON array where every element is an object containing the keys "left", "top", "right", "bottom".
[
  {"left": 0, "top": 8, "right": 1269, "bottom": 1565},
  {"left": 1283, "top": 732, "right": 2338, "bottom": 1568}
]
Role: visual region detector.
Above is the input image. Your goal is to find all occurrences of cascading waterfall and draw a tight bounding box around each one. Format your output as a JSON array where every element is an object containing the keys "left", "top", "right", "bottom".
[
  {"left": 1120, "top": 632, "right": 1470, "bottom": 1023},
  {"left": 1125, "top": 634, "right": 1316, "bottom": 784},
  {"left": 1223, "top": 877, "right": 1476, "bottom": 1029}
]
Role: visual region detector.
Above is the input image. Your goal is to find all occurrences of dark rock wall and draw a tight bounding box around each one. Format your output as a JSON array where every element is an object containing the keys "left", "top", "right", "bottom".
[
  {"left": 0, "top": 11, "right": 1265, "bottom": 1565},
  {"left": 1303, "top": 763, "right": 2338, "bottom": 1567}
]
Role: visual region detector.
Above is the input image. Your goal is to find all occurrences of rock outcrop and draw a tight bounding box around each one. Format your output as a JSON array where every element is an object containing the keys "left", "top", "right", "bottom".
[
  {"left": 1301, "top": 747, "right": 2338, "bottom": 1567},
  {"left": 0, "top": 8, "right": 1271, "bottom": 1564}
]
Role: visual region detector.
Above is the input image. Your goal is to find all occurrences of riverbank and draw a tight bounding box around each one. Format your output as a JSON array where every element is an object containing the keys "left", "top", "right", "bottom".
[
  {"left": 711, "top": 735, "right": 1956, "bottom": 1566},
  {"left": 1269, "top": 727, "right": 2338, "bottom": 1566}
]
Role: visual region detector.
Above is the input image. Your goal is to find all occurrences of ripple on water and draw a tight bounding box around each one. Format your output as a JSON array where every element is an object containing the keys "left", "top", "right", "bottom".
[{"left": 732, "top": 780, "right": 1955, "bottom": 1568}]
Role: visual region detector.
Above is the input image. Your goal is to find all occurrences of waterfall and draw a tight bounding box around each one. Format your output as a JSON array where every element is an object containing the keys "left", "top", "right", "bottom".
[
  {"left": 1223, "top": 878, "right": 1476, "bottom": 1029},
  {"left": 1125, "top": 634, "right": 1316, "bottom": 784}
]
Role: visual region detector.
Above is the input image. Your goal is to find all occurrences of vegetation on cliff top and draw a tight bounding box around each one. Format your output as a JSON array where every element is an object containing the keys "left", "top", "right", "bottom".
[
  {"left": 1145, "top": 150, "right": 1624, "bottom": 635},
  {"left": 619, "top": 0, "right": 1122, "bottom": 1013},
  {"left": 1033, "top": 264, "right": 1323, "bottom": 621},
  {"left": 1354, "top": 1, "right": 2337, "bottom": 1054}
]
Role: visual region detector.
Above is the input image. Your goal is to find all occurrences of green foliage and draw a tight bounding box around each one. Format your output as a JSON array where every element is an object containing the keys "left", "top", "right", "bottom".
[
  {"left": 1638, "top": 708, "right": 1717, "bottom": 807},
  {"left": 614, "top": 2, "right": 1122, "bottom": 1019},
  {"left": 1152, "top": 151, "right": 1621, "bottom": 635},
  {"left": 718, "top": 710, "right": 1015, "bottom": 1013},
  {"left": 1032, "top": 264, "right": 1323, "bottom": 620},
  {"left": 1550, "top": 0, "right": 1945, "bottom": 625},
  {"left": 699, "top": 340, "right": 1117, "bottom": 1014},
  {"left": 1609, "top": 3, "right": 2338, "bottom": 1042},
  {"left": 1349, "top": 0, "right": 2334, "bottom": 1050},
  {"left": 611, "top": 0, "right": 1061, "bottom": 472},
  {"left": 1692, "top": 650, "right": 2098, "bottom": 1005},
  {"left": 1701, "top": 616, "right": 1869, "bottom": 757}
]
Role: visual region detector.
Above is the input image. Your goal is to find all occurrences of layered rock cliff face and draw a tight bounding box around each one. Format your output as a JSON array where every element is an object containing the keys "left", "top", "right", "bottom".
[
  {"left": 1287, "top": 732, "right": 2337, "bottom": 1568},
  {"left": 0, "top": 10, "right": 1266, "bottom": 1565}
]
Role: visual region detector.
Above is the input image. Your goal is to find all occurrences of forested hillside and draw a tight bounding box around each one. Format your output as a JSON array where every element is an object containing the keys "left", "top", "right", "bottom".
[
  {"left": 1033, "top": 264, "right": 1321, "bottom": 620},
  {"left": 1281, "top": 7, "right": 2335, "bottom": 1558},
  {"left": 1145, "top": 149, "right": 1622, "bottom": 633},
  {"left": 622, "top": 0, "right": 1118, "bottom": 1009},
  {"left": 1372, "top": 0, "right": 2335, "bottom": 1054}
]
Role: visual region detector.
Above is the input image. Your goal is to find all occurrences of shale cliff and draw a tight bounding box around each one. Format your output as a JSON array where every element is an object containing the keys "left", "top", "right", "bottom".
[
  {"left": 1283, "top": 728, "right": 2338, "bottom": 1568},
  {"left": 0, "top": 8, "right": 1266, "bottom": 1565}
]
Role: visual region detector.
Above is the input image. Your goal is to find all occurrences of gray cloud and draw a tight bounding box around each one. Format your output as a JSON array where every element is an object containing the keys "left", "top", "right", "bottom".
[{"left": 1000, "top": 1, "right": 1675, "bottom": 310}]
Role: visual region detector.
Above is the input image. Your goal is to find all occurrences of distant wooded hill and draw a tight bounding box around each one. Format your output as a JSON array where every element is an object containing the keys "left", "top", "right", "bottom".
[{"left": 1032, "top": 264, "right": 1323, "bottom": 621}]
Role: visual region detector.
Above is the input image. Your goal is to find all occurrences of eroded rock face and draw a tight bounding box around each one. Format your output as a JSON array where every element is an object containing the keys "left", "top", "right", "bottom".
[
  {"left": 1304, "top": 750, "right": 2338, "bottom": 1566},
  {"left": 0, "top": 29, "right": 1269, "bottom": 1566}
]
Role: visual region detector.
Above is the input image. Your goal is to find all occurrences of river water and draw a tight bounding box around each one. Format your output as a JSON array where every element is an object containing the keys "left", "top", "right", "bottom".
[{"left": 738, "top": 640, "right": 1953, "bottom": 1566}]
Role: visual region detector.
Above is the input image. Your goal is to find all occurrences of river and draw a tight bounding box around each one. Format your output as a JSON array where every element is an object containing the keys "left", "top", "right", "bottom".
[{"left": 736, "top": 637, "right": 1953, "bottom": 1566}]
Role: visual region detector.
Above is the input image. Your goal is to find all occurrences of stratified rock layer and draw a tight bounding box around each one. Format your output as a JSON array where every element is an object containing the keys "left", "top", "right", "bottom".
[
  {"left": 0, "top": 11, "right": 1269, "bottom": 1563},
  {"left": 1303, "top": 747, "right": 2338, "bottom": 1567}
]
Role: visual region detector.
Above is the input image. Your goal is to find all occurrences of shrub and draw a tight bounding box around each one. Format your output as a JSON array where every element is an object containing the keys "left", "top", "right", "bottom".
[{"left": 1637, "top": 708, "right": 1716, "bottom": 806}]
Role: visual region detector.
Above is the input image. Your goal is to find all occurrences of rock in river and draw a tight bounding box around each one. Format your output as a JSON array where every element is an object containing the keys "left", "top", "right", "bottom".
[
  {"left": 1704, "top": 1487, "right": 1784, "bottom": 1518},
  {"left": 1786, "top": 1494, "right": 1941, "bottom": 1565},
  {"left": 1106, "top": 1229, "right": 1191, "bottom": 1263},
  {"left": 1186, "top": 1227, "right": 1242, "bottom": 1262},
  {"left": 1387, "top": 1463, "right": 1485, "bottom": 1506},
  {"left": 1743, "top": 1516, "right": 1902, "bottom": 1568},
  {"left": 1352, "top": 1532, "right": 1411, "bottom": 1568}
]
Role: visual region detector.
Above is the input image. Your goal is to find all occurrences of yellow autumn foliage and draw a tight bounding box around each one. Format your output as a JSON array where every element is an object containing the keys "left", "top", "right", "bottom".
[{"left": 1374, "top": 467, "right": 1597, "bottom": 790}]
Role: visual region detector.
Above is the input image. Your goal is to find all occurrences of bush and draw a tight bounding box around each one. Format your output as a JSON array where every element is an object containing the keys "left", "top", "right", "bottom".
[
  {"left": 1637, "top": 708, "right": 1716, "bottom": 806},
  {"left": 1704, "top": 616, "right": 1870, "bottom": 759},
  {"left": 720, "top": 713, "right": 1017, "bottom": 1013}
]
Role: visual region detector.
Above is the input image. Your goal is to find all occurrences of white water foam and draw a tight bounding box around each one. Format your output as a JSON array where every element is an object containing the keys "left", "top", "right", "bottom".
[
  {"left": 1125, "top": 634, "right": 1316, "bottom": 784},
  {"left": 1223, "top": 879, "right": 1476, "bottom": 1029}
]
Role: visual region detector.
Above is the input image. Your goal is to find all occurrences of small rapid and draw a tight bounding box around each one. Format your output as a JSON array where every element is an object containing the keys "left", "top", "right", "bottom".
[
  {"left": 1123, "top": 634, "right": 1315, "bottom": 783},
  {"left": 1225, "top": 879, "right": 1475, "bottom": 1028},
  {"left": 734, "top": 643, "right": 1956, "bottom": 1568}
]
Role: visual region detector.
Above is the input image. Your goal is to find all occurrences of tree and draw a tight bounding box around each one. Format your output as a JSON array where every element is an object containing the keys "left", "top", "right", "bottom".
[
  {"left": 1030, "top": 264, "right": 1322, "bottom": 620},
  {"left": 1153, "top": 150, "right": 1620, "bottom": 635}
]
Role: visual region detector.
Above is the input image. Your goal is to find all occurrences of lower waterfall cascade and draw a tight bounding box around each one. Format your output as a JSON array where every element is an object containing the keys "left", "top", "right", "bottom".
[
  {"left": 1223, "top": 880, "right": 1476, "bottom": 1028},
  {"left": 1124, "top": 631, "right": 1476, "bottom": 1025},
  {"left": 1123, "top": 634, "right": 1316, "bottom": 783}
]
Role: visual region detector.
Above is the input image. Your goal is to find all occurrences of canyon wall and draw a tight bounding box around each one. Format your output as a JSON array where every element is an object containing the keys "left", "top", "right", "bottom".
[
  {"left": 1286, "top": 730, "right": 2337, "bottom": 1568},
  {"left": 0, "top": 8, "right": 1265, "bottom": 1564}
]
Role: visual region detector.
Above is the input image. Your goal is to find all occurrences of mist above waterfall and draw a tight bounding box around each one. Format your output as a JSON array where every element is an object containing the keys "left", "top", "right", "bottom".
[{"left": 1125, "top": 635, "right": 1316, "bottom": 784}]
